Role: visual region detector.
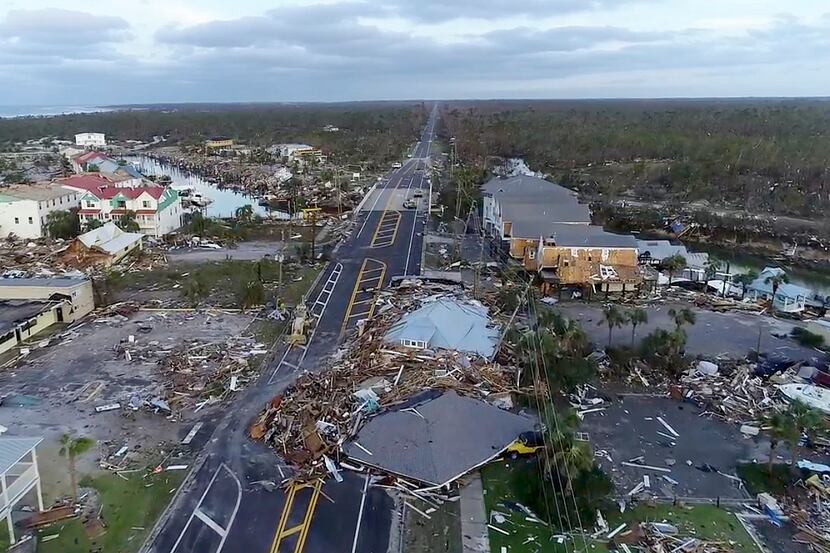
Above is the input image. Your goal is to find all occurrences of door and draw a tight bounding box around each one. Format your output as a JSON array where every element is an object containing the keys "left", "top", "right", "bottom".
[
  {"left": 14, "top": 328, "right": 21, "bottom": 343},
  {"left": 56, "top": 307, "right": 64, "bottom": 323}
]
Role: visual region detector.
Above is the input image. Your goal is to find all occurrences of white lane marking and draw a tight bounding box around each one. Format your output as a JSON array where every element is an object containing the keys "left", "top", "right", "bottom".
[
  {"left": 350, "top": 474, "right": 371, "bottom": 553},
  {"left": 356, "top": 159, "right": 417, "bottom": 237},
  {"left": 268, "top": 263, "right": 342, "bottom": 383},
  {"left": 215, "top": 466, "right": 242, "bottom": 553},
  {"left": 194, "top": 509, "right": 227, "bottom": 537},
  {"left": 170, "top": 463, "right": 242, "bottom": 553}
]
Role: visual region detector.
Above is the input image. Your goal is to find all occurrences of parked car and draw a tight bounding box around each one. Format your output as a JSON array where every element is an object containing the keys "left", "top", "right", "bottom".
[{"left": 504, "top": 431, "right": 545, "bottom": 458}]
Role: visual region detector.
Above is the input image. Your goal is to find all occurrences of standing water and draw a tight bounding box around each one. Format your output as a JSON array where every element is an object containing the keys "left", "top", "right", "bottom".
[{"left": 124, "top": 155, "right": 290, "bottom": 219}]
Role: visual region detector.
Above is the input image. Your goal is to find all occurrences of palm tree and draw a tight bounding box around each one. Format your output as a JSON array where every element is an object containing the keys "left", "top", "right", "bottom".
[
  {"left": 599, "top": 305, "right": 626, "bottom": 346},
  {"left": 627, "top": 308, "right": 648, "bottom": 346},
  {"left": 189, "top": 211, "right": 207, "bottom": 237},
  {"left": 765, "top": 272, "right": 790, "bottom": 310},
  {"left": 788, "top": 401, "right": 827, "bottom": 472},
  {"left": 668, "top": 307, "right": 696, "bottom": 330},
  {"left": 235, "top": 204, "right": 254, "bottom": 224},
  {"left": 704, "top": 256, "right": 723, "bottom": 281},
  {"left": 59, "top": 434, "right": 94, "bottom": 502},
  {"left": 764, "top": 410, "right": 798, "bottom": 474},
  {"left": 733, "top": 271, "right": 758, "bottom": 300},
  {"left": 662, "top": 254, "right": 687, "bottom": 286},
  {"left": 116, "top": 210, "right": 140, "bottom": 232}
]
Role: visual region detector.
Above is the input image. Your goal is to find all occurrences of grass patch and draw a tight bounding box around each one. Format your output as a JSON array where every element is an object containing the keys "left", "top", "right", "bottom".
[
  {"left": 736, "top": 463, "right": 794, "bottom": 496},
  {"left": 480, "top": 460, "right": 608, "bottom": 553},
  {"left": 37, "top": 470, "right": 186, "bottom": 553},
  {"left": 403, "top": 498, "right": 462, "bottom": 553},
  {"left": 608, "top": 503, "right": 759, "bottom": 552},
  {"left": 120, "top": 260, "right": 321, "bottom": 309}
]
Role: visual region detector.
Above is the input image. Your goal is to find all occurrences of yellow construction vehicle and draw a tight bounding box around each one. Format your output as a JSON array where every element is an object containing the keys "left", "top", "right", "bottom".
[{"left": 288, "top": 305, "right": 309, "bottom": 345}]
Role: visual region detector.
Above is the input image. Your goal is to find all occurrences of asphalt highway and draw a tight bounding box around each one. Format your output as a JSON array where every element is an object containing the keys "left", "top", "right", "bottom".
[{"left": 145, "top": 106, "right": 438, "bottom": 553}]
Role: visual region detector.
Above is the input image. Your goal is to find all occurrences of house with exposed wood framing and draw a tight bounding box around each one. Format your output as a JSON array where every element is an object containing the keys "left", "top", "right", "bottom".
[{"left": 481, "top": 175, "right": 641, "bottom": 295}]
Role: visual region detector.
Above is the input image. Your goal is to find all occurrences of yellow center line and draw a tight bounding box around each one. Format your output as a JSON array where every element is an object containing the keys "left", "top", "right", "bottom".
[
  {"left": 293, "top": 480, "right": 323, "bottom": 553},
  {"left": 370, "top": 211, "right": 401, "bottom": 248},
  {"left": 340, "top": 258, "right": 387, "bottom": 339},
  {"left": 269, "top": 484, "right": 299, "bottom": 553}
]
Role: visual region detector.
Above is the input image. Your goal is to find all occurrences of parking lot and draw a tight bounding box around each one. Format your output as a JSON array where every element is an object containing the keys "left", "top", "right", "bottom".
[
  {"left": 581, "top": 395, "right": 763, "bottom": 500},
  {"left": 558, "top": 303, "right": 821, "bottom": 360}
]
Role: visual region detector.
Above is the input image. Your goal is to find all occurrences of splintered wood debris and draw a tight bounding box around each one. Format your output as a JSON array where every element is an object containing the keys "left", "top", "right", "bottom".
[{"left": 249, "top": 282, "right": 525, "bottom": 484}]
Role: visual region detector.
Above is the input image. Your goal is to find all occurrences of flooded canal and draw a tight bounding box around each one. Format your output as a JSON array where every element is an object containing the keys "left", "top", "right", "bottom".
[{"left": 124, "top": 155, "right": 289, "bottom": 219}]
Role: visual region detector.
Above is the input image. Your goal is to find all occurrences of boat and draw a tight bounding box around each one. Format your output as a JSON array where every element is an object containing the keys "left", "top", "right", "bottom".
[
  {"left": 175, "top": 187, "right": 213, "bottom": 208},
  {"left": 778, "top": 383, "right": 830, "bottom": 415}
]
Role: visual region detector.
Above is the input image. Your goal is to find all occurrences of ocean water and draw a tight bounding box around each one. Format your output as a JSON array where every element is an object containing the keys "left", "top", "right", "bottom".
[{"left": 0, "top": 105, "right": 111, "bottom": 118}]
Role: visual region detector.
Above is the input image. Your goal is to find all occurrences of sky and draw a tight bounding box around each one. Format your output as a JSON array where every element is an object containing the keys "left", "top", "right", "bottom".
[{"left": 1, "top": 0, "right": 829, "bottom": 105}]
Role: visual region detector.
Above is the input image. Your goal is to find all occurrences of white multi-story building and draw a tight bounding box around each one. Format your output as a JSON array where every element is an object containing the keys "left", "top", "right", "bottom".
[
  {"left": 74, "top": 132, "right": 106, "bottom": 147},
  {"left": 60, "top": 174, "right": 183, "bottom": 237},
  {"left": 0, "top": 185, "right": 81, "bottom": 238}
]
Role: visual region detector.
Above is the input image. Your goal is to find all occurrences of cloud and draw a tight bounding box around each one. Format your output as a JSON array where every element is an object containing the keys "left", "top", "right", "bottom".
[
  {"left": 0, "top": 8, "right": 130, "bottom": 45},
  {"left": 1, "top": 3, "right": 830, "bottom": 104},
  {"left": 382, "top": 0, "right": 650, "bottom": 22}
]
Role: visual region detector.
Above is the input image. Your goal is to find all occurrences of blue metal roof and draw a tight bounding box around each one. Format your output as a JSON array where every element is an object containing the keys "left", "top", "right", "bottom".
[{"left": 384, "top": 298, "right": 499, "bottom": 357}]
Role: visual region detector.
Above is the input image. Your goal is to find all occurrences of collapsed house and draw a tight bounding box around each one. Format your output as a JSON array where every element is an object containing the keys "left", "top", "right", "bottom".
[
  {"left": 383, "top": 297, "right": 499, "bottom": 357},
  {"left": 342, "top": 390, "right": 533, "bottom": 488},
  {"left": 63, "top": 222, "right": 144, "bottom": 268},
  {"left": 250, "top": 282, "right": 529, "bottom": 485},
  {"left": 0, "top": 277, "right": 94, "bottom": 355}
]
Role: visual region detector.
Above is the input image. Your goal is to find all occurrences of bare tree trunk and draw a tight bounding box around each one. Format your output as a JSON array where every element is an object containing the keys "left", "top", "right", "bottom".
[{"left": 69, "top": 455, "right": 78, "bottom": 502}]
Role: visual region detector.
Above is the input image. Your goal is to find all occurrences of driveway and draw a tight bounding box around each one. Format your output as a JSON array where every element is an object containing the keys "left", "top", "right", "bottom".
[{"left": 167, "top": 240, "right": 282, "bottom": 264}]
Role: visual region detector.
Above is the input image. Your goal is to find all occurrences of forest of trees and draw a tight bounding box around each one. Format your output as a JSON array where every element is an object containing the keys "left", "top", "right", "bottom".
[
  {"left": 440, "top": 99, "right": 830, "bottom": 217},
  {"left": 0, "top": 102, "right": 428, "bottom": 166}
]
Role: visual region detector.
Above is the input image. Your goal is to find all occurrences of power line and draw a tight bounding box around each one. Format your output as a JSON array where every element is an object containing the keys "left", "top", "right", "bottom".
[{"left": 526, "top": 291, "right": 592, "bottom": 552}]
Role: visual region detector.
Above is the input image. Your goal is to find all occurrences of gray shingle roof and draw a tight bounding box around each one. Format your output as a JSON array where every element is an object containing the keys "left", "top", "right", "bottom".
[
  {"left": 482, "top": 175, "right": 591, "bottom": 227},
  {"left": 343, "top": 390, "right": 535, "bottom": 486},
  {"left": 0, "top": 437, "right": 42, "bottom": 475},
  {"left": 544, "top": 224, "right": 638, "bottom": 248}
]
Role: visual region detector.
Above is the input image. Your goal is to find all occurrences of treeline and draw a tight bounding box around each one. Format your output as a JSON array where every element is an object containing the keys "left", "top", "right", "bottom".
[
  {"left": 0, "top": 102, "right": 428, "bottom": 165},
  {"left": 440, "top": 99, "right": 830, "bottom": 217}
]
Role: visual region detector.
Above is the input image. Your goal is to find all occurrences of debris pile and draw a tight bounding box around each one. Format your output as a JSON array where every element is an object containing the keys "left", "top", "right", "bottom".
[
  {"left": 250, "top": 283, "right": 521, "bottom": 482},
  {"left": 153, "top": 336, "right": 267, "bottom": 410},
  {"left": 97, "top": 316, "right": 268, "bottom": 414},
  {"left": 0, "top": 235, "right": 168, "bottom": 276},
  {"left": 789, "top": 475, "right": 830, "bottom": 552},
  {"left": 610, "top": 521, "right": 737, "bottom": 552}
]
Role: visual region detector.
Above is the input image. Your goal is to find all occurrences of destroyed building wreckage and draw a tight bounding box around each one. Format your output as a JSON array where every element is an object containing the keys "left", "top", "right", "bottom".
[
  {"left": 93, "top": 302, "right": 268, "bottom": 414},
  {"left": 249, "top": 281, "right": 533, "bottom": 487}
]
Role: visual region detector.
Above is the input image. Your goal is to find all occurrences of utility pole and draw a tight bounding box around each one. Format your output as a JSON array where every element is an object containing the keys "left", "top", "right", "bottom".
[
  {"left": 309, "top": 207, "right": 317, "bottom": 262},
  {"left": 278, "top": 228, "right": 284, "bottom": 293}
]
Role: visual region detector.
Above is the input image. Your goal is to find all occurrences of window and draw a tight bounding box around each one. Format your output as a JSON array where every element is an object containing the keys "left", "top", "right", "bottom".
[
  {"left": 28, "top": 217, "right": 33, "bottom": 224},
  {"left": 117, "top": 200, "right": 126, "bottom": 208},
  {"left": 142, "top": 200, "right": 151, "bottom": 208},
  {"left": 401, "top": 339, "right": 427, "bottom": 349},
  {"left": 86, "top": 200, "right": 95, "bottom": 208},
  {"left": 528, "top": 249, "right": 536, "bottom": 260},
  {"left": 13, "top": 217, "right": 19, "bottom": 224}
]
